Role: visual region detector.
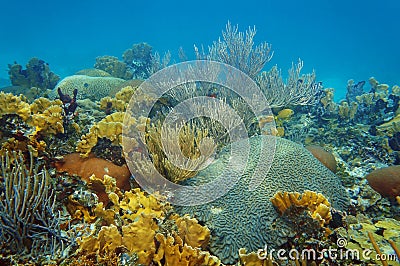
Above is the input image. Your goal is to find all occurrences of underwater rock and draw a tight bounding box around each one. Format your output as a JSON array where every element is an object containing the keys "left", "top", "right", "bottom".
[{"left": 175, "top": 135, "right": 349, "bottom": 264}]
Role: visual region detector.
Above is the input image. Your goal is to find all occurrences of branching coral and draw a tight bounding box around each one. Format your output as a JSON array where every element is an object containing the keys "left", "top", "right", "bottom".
[
  {"left": 0, "top": 151, "right": 69, "bottom": 260},
  {"left": 144, "top": 121, "right": 216, "bottom": 183},
  {"left": 256, "top": 60, "right": 322, "bottom": 108},
  {"left": 195, "top": 21, "right": 272, "bottom": 80}
]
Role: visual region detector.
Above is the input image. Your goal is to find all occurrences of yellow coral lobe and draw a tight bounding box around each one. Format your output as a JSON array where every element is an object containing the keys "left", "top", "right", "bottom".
[
  {"left": 0, "top": 92, "right": 31, "bottom": 121},
  {"left": 173, "top": 214, "right": 211, "bottom": 249},
  {"left": 270, "top": 190, "right": 332, "bottom": 226}
]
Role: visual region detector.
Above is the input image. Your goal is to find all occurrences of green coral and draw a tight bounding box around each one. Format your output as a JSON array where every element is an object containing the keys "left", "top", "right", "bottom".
[
  {"left": 54, "top": 75, "right": 125, "bottom": 101},
  {"left": 176, "top": 135, "right": 349, "bottom": 264}
]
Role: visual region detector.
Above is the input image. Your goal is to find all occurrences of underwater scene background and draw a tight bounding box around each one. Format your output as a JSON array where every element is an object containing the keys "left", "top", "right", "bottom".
[{"left": 0, "top": 0, "right": 400, "bottom": 265}]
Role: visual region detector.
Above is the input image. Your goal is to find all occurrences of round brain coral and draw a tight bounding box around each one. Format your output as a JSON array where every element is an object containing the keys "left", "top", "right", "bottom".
[
  {"left": 175, "top": 135, "right": 349, "bottom": 264},
  {"left": 54, "top": 75, "right": 125, "bottom": 101},
  {"left": 366, "top": 165, "right": 400, "bottom": 198}
]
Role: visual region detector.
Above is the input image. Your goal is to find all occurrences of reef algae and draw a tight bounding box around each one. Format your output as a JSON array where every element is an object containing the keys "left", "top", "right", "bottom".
[{"left": 175, "top": 135, "right": 349, "bottom": 264}]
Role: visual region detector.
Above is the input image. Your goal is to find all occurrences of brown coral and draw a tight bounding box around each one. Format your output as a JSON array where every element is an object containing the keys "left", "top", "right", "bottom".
[{"left": 366, "top": 165, "right": 400, "bottom": 198}]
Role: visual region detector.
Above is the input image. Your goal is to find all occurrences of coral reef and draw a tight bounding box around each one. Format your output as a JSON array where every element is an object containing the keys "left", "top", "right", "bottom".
[
  {"left": 366, "top": 165, "right": 400, "bottom": 198},
  {"left": 176, "top": 135, "right": 349, "bottom": 264},
  {"left": 54, "top": 75, "right": 125, "bottom": 101},
  {"left": 8, "top": 57, "right": 60, "bottom": 91},
  {"left": 122, "top": 42, "right": 154, "bottom": 79},
  {"left": 94, "top": 55, "right": 133, "bottom": 80},
  {"left": 337, "top": 215, "right": 400, "bottom": 265}
]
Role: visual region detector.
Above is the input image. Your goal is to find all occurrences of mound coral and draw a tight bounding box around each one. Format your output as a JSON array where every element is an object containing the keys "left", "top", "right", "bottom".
[
  {"left": 54, "top": 75, "right": 125, "bottom": 101},
  {"left": 75, "top": 68, "right": 112, "bottom": 77},
  {"left": 94, "top": 55, "right": 133, "bottom": 80},
  {"left": 176, "top": 135, "right": 349, "bottom": 264},
  {"left": 305, "top": 145, "right": 337, "bottom": 173},
  {"left": 366, "top": 165, "right": 400, "bottom": 197}
]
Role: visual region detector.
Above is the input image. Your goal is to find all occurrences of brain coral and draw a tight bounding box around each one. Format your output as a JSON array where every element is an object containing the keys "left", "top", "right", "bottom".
[
  {"left": 175, "top": 135, "right": 349, "bottom": 264},
  {"left": 54, "top": 75, "right": 125, "bottom": 101}
]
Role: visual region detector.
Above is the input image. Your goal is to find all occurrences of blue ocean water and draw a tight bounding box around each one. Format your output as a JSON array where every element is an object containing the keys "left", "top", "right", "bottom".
[{"left": 0, "top": 0, "right": 399, "bottom": 101}]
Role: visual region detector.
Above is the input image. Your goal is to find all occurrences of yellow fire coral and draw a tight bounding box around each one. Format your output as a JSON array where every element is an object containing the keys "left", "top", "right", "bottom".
[
  {"left": 76, "top": 188, "right": 166, "bottom": 265},
  {"left": 76, "top": 187, "right": 217, "bottom": 265},
  {"left": 0, "top": 92, "right": 31, "bottom": 121},
  {"left": 99, "top": 86, "right": 136, "bottom": 113},
  {"left": 76, "top": 112, "right": 125, "bottom": 157},
  {"left": 171, "top": 214, "right": 211, "bottom": 249},
  {"left": 0, "top": 93, "right": 65, "bottom": 136},
  {"left": 270, "top": 190, "right": 332, "bottom": 227},
  {"left": 153, "top": 232, "right": 221, "bottom": 266}
]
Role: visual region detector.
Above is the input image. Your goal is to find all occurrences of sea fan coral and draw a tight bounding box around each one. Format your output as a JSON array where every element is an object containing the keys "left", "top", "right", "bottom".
[{"left": 0, "top": 151, "right": 69, "bottom": 260}]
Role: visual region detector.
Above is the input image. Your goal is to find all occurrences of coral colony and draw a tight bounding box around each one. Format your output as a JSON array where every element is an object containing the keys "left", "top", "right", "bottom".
[{"left": 0, "top": 23, "right": 399, "bottom": 265}]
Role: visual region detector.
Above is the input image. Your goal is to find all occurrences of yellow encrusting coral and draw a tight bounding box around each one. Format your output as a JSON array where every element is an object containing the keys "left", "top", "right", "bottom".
[
  {"left": 171, "top": 214, "right": 211, "bottom": 249},
  {"left": 99, "top": 86, "right": 136, "bottom": 113},
  {"left": 153, "top": 232, "right": 221, "bottom": 266},
  {"left": 270, "top": 190, "right": 332, "bottom": 227},
  {"left": 0, "top": 92, "right": 31, "bottom": 121},
  {"left": 75, "top": 186, "right": 218, "bottom": 265},
  {"left": 76, "top": 112, "right": 125, "bottom": 157}
]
